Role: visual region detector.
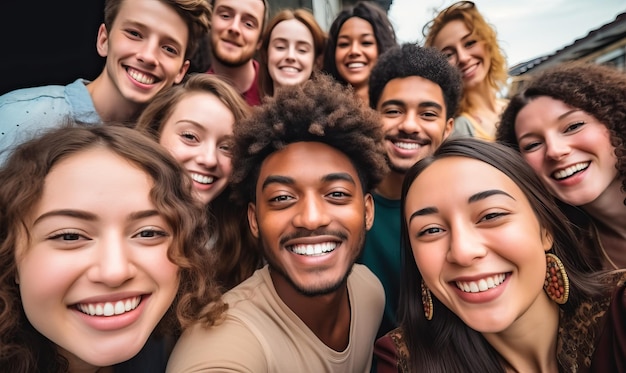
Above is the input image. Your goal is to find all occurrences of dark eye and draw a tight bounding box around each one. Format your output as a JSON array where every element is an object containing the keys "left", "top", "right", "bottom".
[
  {"left": 135, "top": 229, "right": 168, "bottom": 238},
  {"left": 479, "top": 212, "right": 507, "bottom": 223},
  {"left": 465, "top": 40, "right": 476, "bottom": 48},
  {"left": 418, "top": 227, "right": 444, "bottom": 236},
  {"left": 565, "top": 121, "right": 585, "bottom": 133},
  {"left": 270, "top": 195, "right": 293, "bottom": 202}
]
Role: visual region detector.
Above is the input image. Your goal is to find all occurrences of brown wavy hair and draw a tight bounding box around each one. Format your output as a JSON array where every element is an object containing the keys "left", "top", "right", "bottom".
[
  {"left": 497, "top": 61, "right": 626, "bottom": 205},
  {"left": 258, "top": 8, "right": 327, "bottom": 98},
  {"left": 423, "top": 1, "right": 507, "bottom": 116},
  {"left": 0, "top": 124, "right": 226, "bottom": 372},
  {"left": 136, "top": 73, "right": 262, "bottom": 290},
  {"left": 103, "top": 0, "right": 212, "bottom": 60}
]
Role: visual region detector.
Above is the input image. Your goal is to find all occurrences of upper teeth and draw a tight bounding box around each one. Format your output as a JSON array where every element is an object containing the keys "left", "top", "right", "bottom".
[
  {"left": 347, "top": 62, "right": 365, "bottom": 68},
  {"left": 456, "top": 274, "right": 506, "bottom": 293},
  {"left": 280, "top": 67, "right": 299, "bottom": 73},
  {"left": 77, "top": 296, "right": 142, "bottom": 316},
  {"left": 290, "top": 242, "right": 337, "bottom": 256},
  {"left": 191, "top": 173, "right": 215, "bottom": 184},
  {"left": 128, "top": 69, "right": 155, "bottom": 85},
  {"left": 395, "top": 141, "right": 420, "bottom": 150},
  {"left": 552, "top": 162, "right": 589, "bottom": 180}
]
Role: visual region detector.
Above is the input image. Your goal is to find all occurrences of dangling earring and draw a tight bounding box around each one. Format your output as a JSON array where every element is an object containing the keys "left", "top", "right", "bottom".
[
  {"left": 544, "top": 253, "right": 570, "bottom": 304},
  {"left": 421, "top": 279, "right": 433, "bottom": 320}
]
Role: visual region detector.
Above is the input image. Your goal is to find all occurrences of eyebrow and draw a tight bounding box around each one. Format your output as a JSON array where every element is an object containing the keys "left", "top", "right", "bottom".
[
  {"left": 408, "top": 189, "right": 515, "bottom": 223},
  {"left": 261, "top": 172, "right": 356, "bottom": 191},
  {"left": 33, "top": 209, "right": 162, "bottom": 226},
  {"left": 558, "top": 108, "right": 582, "bottom": 120},
  {"left": 380, "top": 99, "right": 443, "bottom": 111}
]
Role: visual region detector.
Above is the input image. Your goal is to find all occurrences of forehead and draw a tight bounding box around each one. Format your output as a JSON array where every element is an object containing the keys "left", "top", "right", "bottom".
[
  {"left": 433, "top": 19, "right": 471, "bottom": 46},
  {"left": 271, "top": 19, "right": 313, "bottom": 43},
  {"left": 213, "top": 0, "right": 265, "bottom": 20},
  {"left": 406, "top": 156, "right": 525, "bottom": 207},
  {"left": 257, "top": 142, "right": 361, "bottom": 187},
  {"left": 378, "top": 76, "right": 445, "bottom": 108},
  {"left": 338, "top": 17, "right": 374, "bottom": 37}
]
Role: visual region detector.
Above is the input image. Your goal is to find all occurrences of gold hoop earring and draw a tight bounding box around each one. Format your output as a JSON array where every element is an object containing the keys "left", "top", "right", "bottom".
[
  {"left": 544, "top": 253, "right": 570, "bottom": 304},
  {"left": 421, "top": 279, "right": 433, "bottom": 320}
]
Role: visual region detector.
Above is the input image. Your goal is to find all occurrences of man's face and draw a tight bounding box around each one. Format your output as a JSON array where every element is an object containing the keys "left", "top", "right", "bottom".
[
  {"left": 248, "top": 142, "right": 374, "bottom": 296},
  {"left": 210, "top": 0, "right": 265, "bottom": 68},
  {"left": 376, "top": 76, "right": 454, "bottom": 174}
]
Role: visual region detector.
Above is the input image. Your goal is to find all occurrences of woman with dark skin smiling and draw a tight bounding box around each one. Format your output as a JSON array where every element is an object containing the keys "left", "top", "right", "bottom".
[
  {"left": 497, "top": 62, "right": 626, "bottom": 270},
  {"left": 375, "top": 138, "right": 625, "bottom": 373},
  {"left": 424, "top": 1, "right": 508, "bottom": 140},
  {"left": 323, "top": 1, "right": 397, "bottom": 107}
]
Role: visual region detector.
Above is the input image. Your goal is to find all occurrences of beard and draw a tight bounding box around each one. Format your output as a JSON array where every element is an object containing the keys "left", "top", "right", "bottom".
[
  {"left": 385, "top": 153, "right": 410, "bottom": 174},
  {"left": 258, "top": 225, "right": 366, "bottom": 297},
  {"left": 211, "top": 38, "right": 256, "bottom": 68}
]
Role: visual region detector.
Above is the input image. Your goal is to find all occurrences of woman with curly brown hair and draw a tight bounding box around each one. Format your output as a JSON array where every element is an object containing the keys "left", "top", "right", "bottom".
[
  {"left": 497, "top": 62, "right": 626, "bottom": 270},
  {"left": 0, "top": 124, "right": 226, "bottom": 372},
  {"left": 424, "top": 1, "right": 508, "bottom": 141}
]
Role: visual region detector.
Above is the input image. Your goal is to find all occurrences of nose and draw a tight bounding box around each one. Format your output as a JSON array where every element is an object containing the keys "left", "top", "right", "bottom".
[
  {"left": 196, "top": 143, "right": 218, "bottom": 168},
  {"left": 398, "top": 110, "right": 422, "bottom": 134},
  {"left": 136, "top": 38, "right": 159, "bottom": 66},
  {"left": 544, "top": 135, "right": 571, "bottom": 161},
  {"left": 88, "top": 235, "right": 136, "bottom": 287},
  {"left": 446, "top": 221, "right": 487, "bottom": 266},
  {"left": 347, "top": 41, "right": 362, "bottom": 57},
  {"left": 456, "top": 47, "right": 470, "bottom": 67},
  {"left": 286, "top": 45, "right": 296, "bottom": 61},
  {"left": 227, "top": 14, "right": 243, "bottom": 35},
  {"left": 293, "top": 194, "right": 331, "bottom": 230}
]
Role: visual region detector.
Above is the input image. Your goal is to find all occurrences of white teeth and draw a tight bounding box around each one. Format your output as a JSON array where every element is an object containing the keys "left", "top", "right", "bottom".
[
  {"left": 394, "top": 141, "right": 420, "bottom": 150},
  {"left": 77, "top": 296, "right": 142, "bottom": 317},
  {"left": 456, "top": 274, "right": 506, "bottom": 293},
  {"left": 191, "top": 173, "right": 215, "bottom": 185},
  {"left": 127, "top": 69, "right": 155, "bottom": 84},
  {"left": 552, "top": 162, "right": 589, "bottom": 180},
  {"left": 347, "top": 62, "right": 365, "bottom": 68},
  {"left": 290, "top": 242, "right": 338, "bottom": 256},
  {"left": 280, "top": 67, "right": 299, "bottom": 73}
]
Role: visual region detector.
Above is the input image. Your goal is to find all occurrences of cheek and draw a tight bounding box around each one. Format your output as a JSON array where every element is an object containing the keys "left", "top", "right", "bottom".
[
  {"left": 218, "top": 155, "right": 233, "bottom": 177},
  {"left": 521, "top": 152, "right": 544, "bottom": 173}
]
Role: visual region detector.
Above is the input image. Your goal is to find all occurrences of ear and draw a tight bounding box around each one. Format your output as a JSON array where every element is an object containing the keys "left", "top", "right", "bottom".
[
  {"left": 174, "top": 60, "right": 191, "bottom": 84},
  {"left": 247, "top": 202, "right": 260, "bottom": 238},
  {"left": 541, "top": 228, "right": 554, "bottom": 252},
  {"left": 364, "top": 193, "right": 375, "bottom": 231},
  {"left": 442, "top": 117, "right": 455, "bottom": 140},
  {"left": 96, "top": 23, "right": 109, "bottom": 58}
]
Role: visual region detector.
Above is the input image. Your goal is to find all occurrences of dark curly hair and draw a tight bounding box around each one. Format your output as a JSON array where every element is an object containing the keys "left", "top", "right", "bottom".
[
  {"left": 322, "top": 1, "right": 397, "bottom": 86},
  {"left": 368, "top": 42, "right": 463, "bottom": 119},
  {"left": 497, "top": 62, "right": 626, "bottom": 204},
  {"left": 230, "top": 73, "right": 388, "bottom": 204}
]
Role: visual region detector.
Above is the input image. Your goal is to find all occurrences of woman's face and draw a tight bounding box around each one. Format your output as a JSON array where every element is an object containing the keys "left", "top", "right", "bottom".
[
  {"left": 16, "top": 148, "right": 179, "bottom": 369},
  {"left": 267, "top": 19, "right": 316, "bottom": 89},
  {"left": 514, "top": 96, "right": 618, "bottom": 207},
  {"left": 431, "top": 19, "right": 490, "bottom": 90},
  {"left": 404, "top": 156, "right": 553, "bottom": 333},
  {"left": 334, "top": 17, "right": 378, "bottom": 89},
  {"left": 159, "top": 91, "right": 235, "bottom": 204}
]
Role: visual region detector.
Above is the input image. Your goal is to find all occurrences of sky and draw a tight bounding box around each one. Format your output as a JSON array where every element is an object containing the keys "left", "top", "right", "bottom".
[{"left": 387, "top": 0, "right": 626, "bottom": 67}]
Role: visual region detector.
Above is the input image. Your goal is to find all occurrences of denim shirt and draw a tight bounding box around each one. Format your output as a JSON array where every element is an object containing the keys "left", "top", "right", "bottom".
[{"left": 0, "top": 78, "right": 100, "bottom": 164}]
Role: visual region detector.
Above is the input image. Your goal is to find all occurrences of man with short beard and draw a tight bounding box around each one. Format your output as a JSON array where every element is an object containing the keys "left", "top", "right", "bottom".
[
  {"left": 359, "top": 43, "right": 463, "bottom": 340},
  {"left": 166, "top": 74, "right": 388, "bottom": 373},
  {"left": 206, "top": 0, "right": 267, "bottom": 106}
]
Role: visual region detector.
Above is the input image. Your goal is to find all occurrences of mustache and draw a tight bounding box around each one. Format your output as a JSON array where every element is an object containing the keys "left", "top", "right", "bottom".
[
  {"left": 279, "top": 229, "right": 348, "bottom": 246},
  {"left": 385, "top": 131, "right": 430, "bottom": 143}
]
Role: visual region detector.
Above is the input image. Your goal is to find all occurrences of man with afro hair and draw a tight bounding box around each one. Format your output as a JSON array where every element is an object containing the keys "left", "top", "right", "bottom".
[
  {"left": 359, "top": 42, "right": 463, "bottom": 340},
  {"left": 167, "top": 73, "right": 389, "bottom": 372}
]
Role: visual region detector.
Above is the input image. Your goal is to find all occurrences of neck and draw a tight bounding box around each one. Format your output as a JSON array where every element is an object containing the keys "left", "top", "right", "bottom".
[
  {"left": 484, "top": 296, "right": 560, "bottom": 373},
  {"left": 353, "top": 84, "right": 369, "bottom": 107},
  {"left": 87, "top": 73, "right": 143, "bottom": 123},
  {"left": 375, "top": 172, "right": 405, "bottom": 200},
  {"left": 270, "top": 268, "right": 351, "bottom": 351},
  {"left": 211, "top": 59, "right": 256, "bottom": 94}
]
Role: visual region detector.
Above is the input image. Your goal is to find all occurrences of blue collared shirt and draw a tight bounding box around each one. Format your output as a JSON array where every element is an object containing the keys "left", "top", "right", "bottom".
[{"left": 0, "top": 78, "right": 101, "bottom": 164}]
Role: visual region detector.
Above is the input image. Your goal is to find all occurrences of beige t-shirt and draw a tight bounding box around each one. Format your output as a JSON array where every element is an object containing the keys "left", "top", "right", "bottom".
[{"left": 166, "top": 264, "right": 384, "bottom": 372}]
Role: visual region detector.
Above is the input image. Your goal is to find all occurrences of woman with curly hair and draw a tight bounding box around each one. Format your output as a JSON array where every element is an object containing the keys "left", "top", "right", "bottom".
[
  {"left": 323, "top": 1, "right": 397, "bottom": 107},
  {"left": 136, "top": 73, "right": 262, "bottom": 291},
  {"left": 497, "top": 62, "right": 626, "bottom": 270},
  {"left": 376, "top": 138, "right": 625, "bottom": 372},
  {"left": 0, "top": 124, "right": 226, "bottom": 372},
  {"left": 424, "top": 1, "right": 508, "bottom": 141}
]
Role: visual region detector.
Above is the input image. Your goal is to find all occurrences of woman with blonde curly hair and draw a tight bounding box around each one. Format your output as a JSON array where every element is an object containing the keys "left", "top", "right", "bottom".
[
  {"left": 0, "top": 124, "right": 226, "bottom": 372},
  {"left": 497, "top": 62, "right": 626, "bottom": 270},
  {"left": 424, "top": 1, "right": 508, "bottom": 140}
]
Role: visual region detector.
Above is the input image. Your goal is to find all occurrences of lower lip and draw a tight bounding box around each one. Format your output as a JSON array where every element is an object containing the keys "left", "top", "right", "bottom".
[
  {"left": 462, "top": 63, "right": 478, "bottom": 80},
  {"left": 452, "top": 276, "right": 508, "bottom": 304},
  {"left": 552, "top": 167, "right": 588, "bottom": 187},
  {"left": 72, "top": 295, "right": 149, "bottom": 332},
  {"left": 193, "top": 179, "right": 215, "bottom": 191}
]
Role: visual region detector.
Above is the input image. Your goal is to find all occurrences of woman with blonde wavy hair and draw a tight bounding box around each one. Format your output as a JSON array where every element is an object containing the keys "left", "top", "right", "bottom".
[{"left": 423, "top": 1, "right": 508, "bottom": 141}]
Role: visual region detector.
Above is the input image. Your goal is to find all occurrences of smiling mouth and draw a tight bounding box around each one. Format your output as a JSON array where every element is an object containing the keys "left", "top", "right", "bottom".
[
  {"left": 191, "top": 173, "right": 215, "bottom": 185},
  {"left": 552, "top": 162, "right": 589, "bottom": 180},
  {"left": 76, "top": 296, "right": 142, "bottom": 317},
  {"left": 455, "top": 273, "right": 507, "bottom": 293},
  {"left": 127, "top": 68, "right": 156, "bottom": 85},
  {"left": 289, "top": 242, "right": 338, "bottom": 256},
  {"left": 346, "top": 62, "right": 366, "bottom": 69}
]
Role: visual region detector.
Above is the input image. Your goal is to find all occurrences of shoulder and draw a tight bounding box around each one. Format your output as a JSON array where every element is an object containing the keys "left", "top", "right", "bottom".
[{"left": 375, "top": 328, "right": 409, "bottom": 373}]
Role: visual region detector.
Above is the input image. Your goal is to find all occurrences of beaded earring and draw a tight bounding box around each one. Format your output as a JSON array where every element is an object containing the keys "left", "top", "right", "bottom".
[
  {"left": 421, "top": 279, "right": 433, "bottom": 320},
  {"left": 544, "top": 253, "right": 570, "bottom": 304}
]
